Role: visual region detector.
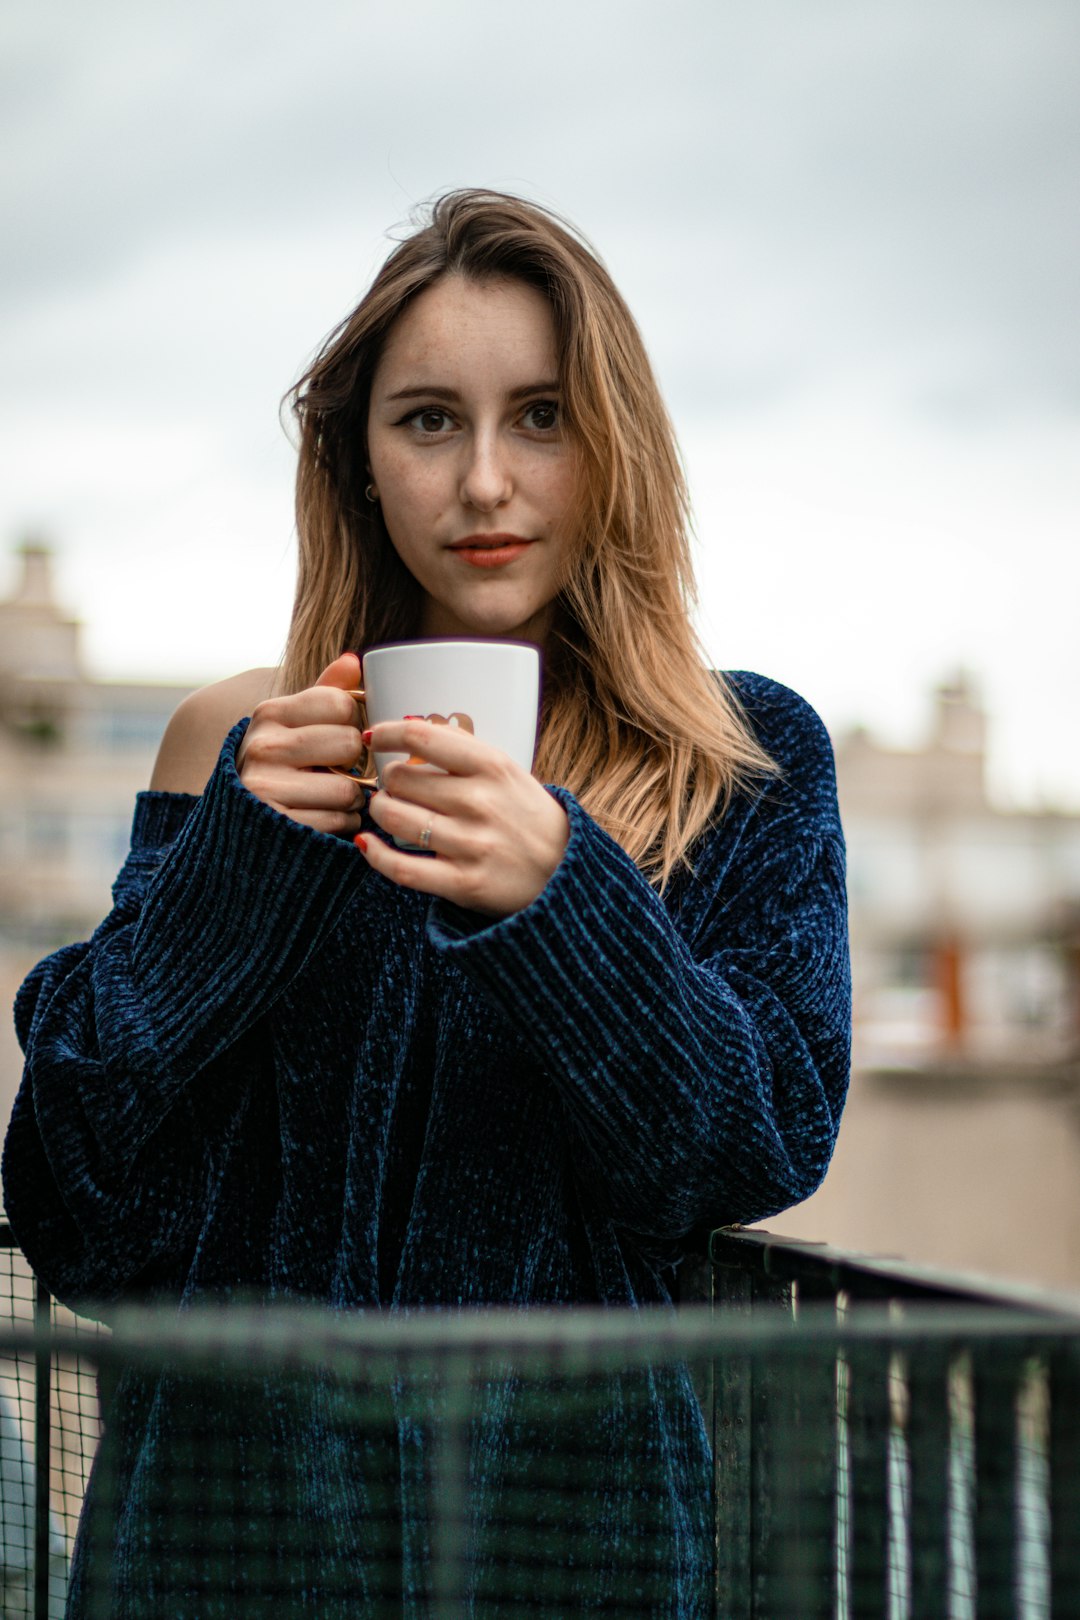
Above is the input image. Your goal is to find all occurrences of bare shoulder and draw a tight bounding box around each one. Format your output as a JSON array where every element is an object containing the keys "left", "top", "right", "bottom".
[{"left": 150, "top": 668, "right": 279, "bottom": 794}]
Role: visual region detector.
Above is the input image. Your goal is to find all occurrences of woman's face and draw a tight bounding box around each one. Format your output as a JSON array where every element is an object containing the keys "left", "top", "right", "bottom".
[{"left": 366, "top": 274, "right": 576, "bottom": 645}]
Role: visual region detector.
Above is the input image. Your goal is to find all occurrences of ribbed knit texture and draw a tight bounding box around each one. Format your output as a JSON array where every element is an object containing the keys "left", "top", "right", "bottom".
[{"left": 3, "top": 672, "right": 850, "bottom": 1618}]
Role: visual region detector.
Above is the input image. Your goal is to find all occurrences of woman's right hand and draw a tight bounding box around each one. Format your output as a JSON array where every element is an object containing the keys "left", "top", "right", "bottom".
[{"left": 236, "top": 653, "right": 368, "bottom": 837}]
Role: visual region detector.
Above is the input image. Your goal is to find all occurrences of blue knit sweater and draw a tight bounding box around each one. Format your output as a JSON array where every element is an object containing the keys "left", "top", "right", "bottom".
[{"left": 3, "top": 671, "right": 850, "bottom": 1617}]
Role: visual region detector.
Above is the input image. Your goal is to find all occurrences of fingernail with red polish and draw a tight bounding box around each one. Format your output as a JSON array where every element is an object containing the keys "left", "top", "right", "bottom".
[
  {"left": 361, "top": 729, "right": 372, "bottom": 744},
  {"left": 354, "top": 835, "right": 368, "bottom": 853}
]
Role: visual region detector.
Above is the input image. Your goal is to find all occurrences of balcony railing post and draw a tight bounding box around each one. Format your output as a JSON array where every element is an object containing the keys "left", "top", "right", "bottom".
[
  {"left": 713, "top": 1263, "right": 753, "bottom": 1620},
  {"left": 1049, "top": 1342, "right": 1080, "bottom": 1620},
  {"left": 906, "top": 1342, "right": 951, "bottom": 1618},
  {"left": 973, "top": 1342, "right": 1021, "bottom": 1619},
  {"left": 787, "top": 1311, "right": 838, "bottom": 1619},
  {"left": 33, "top": 1276, "right": 51, "bottom": 1620},
  {"left": 846, "top": 1337, "right": 892, "bottom": 1616},
  {"left": 747, "top": 1271, "right": 799, "bottom": 1619}
]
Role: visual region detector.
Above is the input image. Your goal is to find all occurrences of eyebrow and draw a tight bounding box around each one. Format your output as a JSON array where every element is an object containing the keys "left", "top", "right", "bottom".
[{"left": 382, "top": 380, "right": 561, "bottom": 404}]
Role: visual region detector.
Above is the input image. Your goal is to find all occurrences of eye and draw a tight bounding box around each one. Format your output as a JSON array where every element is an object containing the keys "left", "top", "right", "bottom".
[
  {"left": 520, "top": 400, "right": 559, "bottom": 432},
  {"left": 403, "top": 407, "right": 455, "bottom": 435}
]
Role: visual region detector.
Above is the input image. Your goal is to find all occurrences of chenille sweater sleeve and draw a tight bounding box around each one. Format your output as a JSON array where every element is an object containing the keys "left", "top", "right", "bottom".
[
  {"left": 2, "top": 721, "right": 369, "bottom": 1301},
  {"left": 426, "top": 678, "right": 851, "bottom": 1241}
]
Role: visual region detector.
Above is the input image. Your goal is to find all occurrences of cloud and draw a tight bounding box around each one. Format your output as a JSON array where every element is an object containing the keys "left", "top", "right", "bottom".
[
  {"left": 7, "top": 0, "right": 1078, "bottom": 426},
  {"left": 1, "top": 0, "right": 1077, "bottom": 801}
]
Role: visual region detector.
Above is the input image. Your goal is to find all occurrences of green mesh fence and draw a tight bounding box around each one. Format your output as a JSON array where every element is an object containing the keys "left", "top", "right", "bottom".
[
  {"left": 0, "top": 1298, "right": 1078, "bottom": 1619},
  {"left": 0, "top": 1236, "right": 100, "bottom": 1619}
]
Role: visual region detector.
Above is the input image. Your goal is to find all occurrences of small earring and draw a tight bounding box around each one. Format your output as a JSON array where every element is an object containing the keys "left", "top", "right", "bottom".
[{"left": 365, "top": 484, "right": 378, "bottom": 503}]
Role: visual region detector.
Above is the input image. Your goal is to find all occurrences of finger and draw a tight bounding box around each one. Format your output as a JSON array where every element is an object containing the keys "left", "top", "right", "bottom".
[
  {"left": 316, "top": 652, "right": 363, "bottom": 693},
  {"left": 248, "top": 722, "right": 366, "bottom": 770},
  {"left": 301, "top": 809, "right": 364, "bottom": 837},
  {"left": 272, "top": 802, "right": 364, "bottom": 837},
  {"left": 374, "top": 764, "right": 471, "bottom": 815},
  {"left": 369, "top": 718, "right": 507, "bottom": 777},
  {"left": 367, "top": 792, "right": 457, "bottom": 856},
  {"left": 356, "top": 830, "right": 469, "bottom": 903},
  {"left": 252, "top": 770, "right": 365, "bottom": 814},
  {"left": 254, "top": 686, "right": 362, "bottom": 731}
]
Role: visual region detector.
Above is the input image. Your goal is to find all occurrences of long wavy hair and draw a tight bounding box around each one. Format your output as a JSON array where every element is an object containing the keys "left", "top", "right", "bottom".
[{"left": 283, "top": 189, "right": 775, "bottom": 885}]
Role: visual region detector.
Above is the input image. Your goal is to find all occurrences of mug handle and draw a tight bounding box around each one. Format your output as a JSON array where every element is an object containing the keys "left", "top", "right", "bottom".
[{"left": 327, "top": 688, "right": 377, "bottom": 787}]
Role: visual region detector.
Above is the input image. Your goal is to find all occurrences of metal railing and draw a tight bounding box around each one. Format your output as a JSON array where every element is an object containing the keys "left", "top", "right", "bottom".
[
  {"left": 0, "top": 1222, "right": 96, "bottom": 1619},
  {"left": 1, "top": 1219, "right": 1079, "bottom": 1617},
  {"left": 681, "top": 1230, "right": 1080, "bottom": 1618}
]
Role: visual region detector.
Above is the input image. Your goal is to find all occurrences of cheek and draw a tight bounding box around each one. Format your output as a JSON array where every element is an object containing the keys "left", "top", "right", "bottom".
[
  {"left": 370, "top": 439, "right": 408, "bottom": 496},
  {"left": 542, "top": 462, "right": 578, "bottom": 533},
  {"left": 375, "top": 452, "right": 440, "bottom": 525}
]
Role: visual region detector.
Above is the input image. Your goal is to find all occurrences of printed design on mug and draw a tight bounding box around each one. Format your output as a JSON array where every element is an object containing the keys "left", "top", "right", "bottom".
[{"left": 407, "top": 712, "right": 474, "bottom": 764}]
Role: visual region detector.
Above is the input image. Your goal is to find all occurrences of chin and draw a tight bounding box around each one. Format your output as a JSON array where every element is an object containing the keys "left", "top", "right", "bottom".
[
  {"left": 426, "top": 601, "right": 552, "bottom": 645},
  {"left": 474, "top": 618, "right": 548, "bottom": 645}
]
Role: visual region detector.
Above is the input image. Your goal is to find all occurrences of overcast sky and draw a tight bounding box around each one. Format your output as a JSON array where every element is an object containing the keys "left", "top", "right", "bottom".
[{"left": 2, "top": 0, "right": 1078, "bottom": 805}]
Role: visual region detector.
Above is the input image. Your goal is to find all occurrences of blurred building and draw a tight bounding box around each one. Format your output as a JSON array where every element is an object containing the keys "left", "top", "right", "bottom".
[
  {"left": 837, "top": 678, "right": 1080, "bottom": 1080},
  {"left": 0, "top": 541, "right": 194, "bottom": 948},
  {"left": 785, "top": 685, "right": 1080, "bottom": 1289}
]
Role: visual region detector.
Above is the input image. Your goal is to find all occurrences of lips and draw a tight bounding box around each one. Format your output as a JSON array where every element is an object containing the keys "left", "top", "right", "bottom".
[{"left": 447, "top": 533, "right": 536, "bottom": 568}]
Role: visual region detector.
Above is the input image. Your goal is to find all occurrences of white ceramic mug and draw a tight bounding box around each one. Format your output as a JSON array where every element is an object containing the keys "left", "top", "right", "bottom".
[{"left": 362, "top": 640, "right": 542, "bottom": 842}]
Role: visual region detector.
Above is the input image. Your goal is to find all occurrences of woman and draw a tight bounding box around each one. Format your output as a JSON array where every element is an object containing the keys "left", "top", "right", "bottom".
[{"left": 3, "top": 190, "right": 850, "bottom": 1616}]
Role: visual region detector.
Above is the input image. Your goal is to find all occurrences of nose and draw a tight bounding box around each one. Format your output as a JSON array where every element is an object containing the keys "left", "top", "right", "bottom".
[{"left": 459, "top": 430, "right": 512, "bottom": 512}]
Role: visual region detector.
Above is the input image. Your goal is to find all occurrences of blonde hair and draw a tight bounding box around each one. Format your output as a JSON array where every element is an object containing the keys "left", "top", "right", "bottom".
[{"left": 283, "top": 189, "right": 775, "bottom": 885}]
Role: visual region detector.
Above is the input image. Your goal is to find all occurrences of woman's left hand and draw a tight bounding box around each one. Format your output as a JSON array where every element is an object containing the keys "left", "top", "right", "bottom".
[{"left": 358, "top": 718, "right": 569, "bottom": 919}]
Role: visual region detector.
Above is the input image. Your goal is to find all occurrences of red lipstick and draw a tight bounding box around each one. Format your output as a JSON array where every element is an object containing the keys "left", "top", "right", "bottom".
[{"left": 447, "top": 533, "right": 535, "bottom": 568}]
